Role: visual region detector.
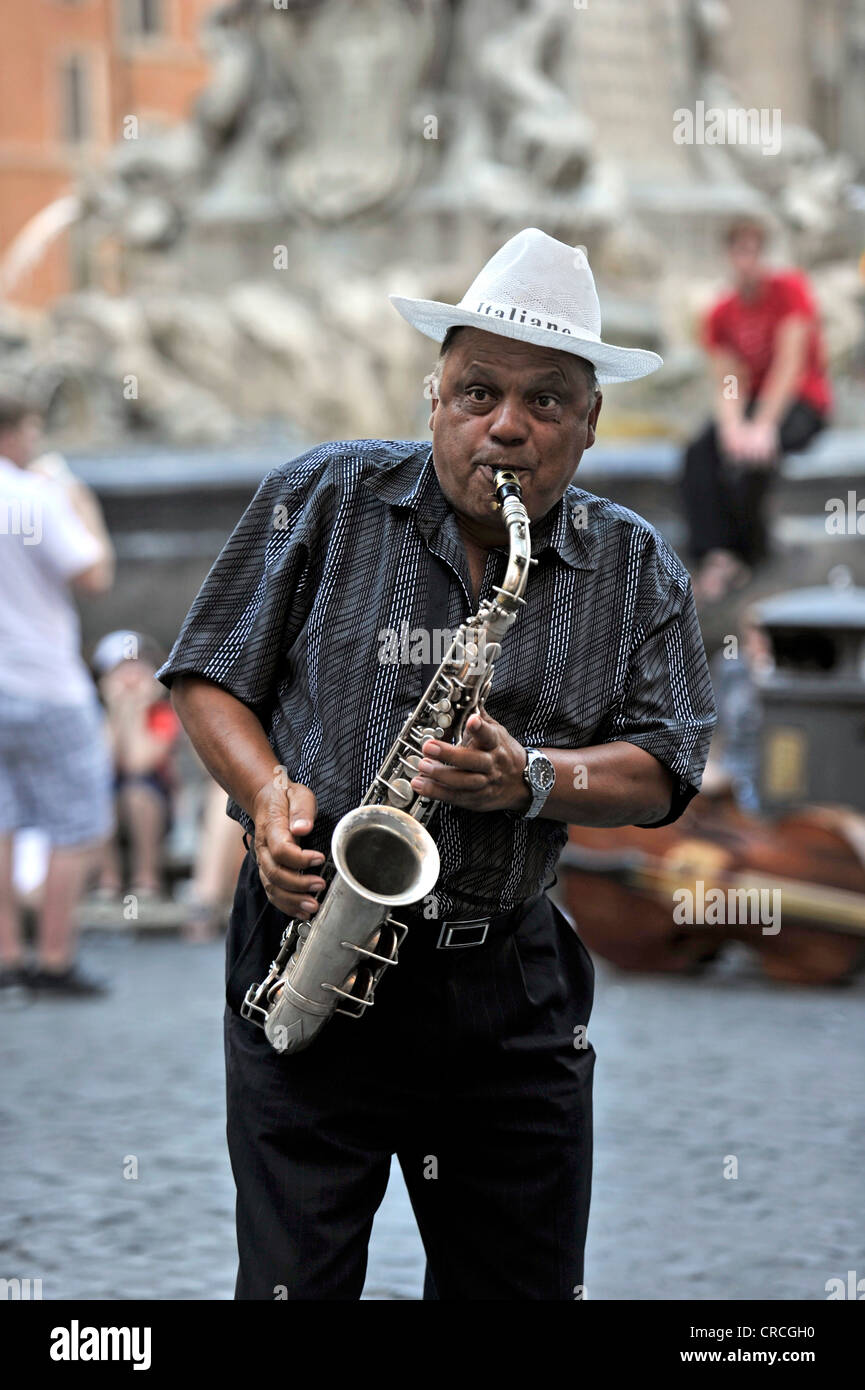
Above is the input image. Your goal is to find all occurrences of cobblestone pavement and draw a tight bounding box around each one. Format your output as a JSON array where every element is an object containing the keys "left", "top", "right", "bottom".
[{"left": 1, "top": 934, "right": 862, "bottom": 1301}]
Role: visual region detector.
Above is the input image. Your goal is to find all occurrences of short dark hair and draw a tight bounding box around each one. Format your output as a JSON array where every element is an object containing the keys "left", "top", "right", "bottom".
[
  {"left": 439, "top": 324, "right": 465, "bottom": 359},
  {"left": 432, "top": 324, "right": 599, "bottom": 408},
  {"left": 724, "top": 217, "right": 768, "bottom": 250},
  {"left": 0, "top": 391, "right": 38, "bottom": 434}
]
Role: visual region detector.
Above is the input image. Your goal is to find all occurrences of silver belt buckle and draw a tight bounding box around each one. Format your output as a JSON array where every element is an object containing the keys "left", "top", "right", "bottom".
[{"left": 436, "top": 917, "right": 491, "bottom": 949}]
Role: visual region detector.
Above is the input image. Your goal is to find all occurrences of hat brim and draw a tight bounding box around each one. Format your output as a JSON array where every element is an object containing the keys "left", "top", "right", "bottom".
[{"left": 388, "top": 294, "right": 662, "bottom": 385}]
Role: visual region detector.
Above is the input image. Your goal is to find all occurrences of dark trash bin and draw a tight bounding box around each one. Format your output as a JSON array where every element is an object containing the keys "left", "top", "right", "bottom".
[{"left": 751, "top": 583, "right": 865, "bottom": 813}]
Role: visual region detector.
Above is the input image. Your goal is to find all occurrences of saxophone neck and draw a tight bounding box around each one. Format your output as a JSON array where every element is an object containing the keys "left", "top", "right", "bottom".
[{"left": 493, "top": 469, "right": 532, "bottom": 610}]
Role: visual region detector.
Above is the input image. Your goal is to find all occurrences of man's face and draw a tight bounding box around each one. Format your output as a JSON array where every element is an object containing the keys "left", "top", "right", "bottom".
[
  {"left": 429, "top": 328, "right": 602, "bottom": 536},
  {"left": 99, "top": 658, "right": 158, "bottom": 704},
  {"left": 728, "top": 232, "right": 765, "bottom": 289}
]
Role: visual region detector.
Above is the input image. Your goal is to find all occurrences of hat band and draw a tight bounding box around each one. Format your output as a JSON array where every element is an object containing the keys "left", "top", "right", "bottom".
[{"left": 458, "top": 296, "right": 602, "bottom": 344}]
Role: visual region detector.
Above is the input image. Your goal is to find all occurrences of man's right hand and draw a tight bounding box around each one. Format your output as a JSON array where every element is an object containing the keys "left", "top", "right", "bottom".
[{"left": 250, "top": 779, "right": 327, "bottom": 920}]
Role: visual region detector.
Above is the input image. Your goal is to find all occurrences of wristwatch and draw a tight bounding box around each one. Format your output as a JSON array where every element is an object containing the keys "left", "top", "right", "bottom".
[{"left": 521, "top": 747, "right": 556, "bottom": 819}]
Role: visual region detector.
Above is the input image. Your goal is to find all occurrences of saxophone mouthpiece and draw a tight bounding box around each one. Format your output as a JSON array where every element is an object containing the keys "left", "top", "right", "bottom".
[{"left": 491, "top": 468, "right": 522, "bottom": 511}]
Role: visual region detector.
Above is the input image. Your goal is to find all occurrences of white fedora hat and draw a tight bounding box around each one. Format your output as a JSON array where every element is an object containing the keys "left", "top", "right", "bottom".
[{"left": 389, "top": 227, "right": 662, "bottom": 385}]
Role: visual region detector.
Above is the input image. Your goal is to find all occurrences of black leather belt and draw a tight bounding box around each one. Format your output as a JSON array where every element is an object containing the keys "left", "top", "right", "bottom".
[{"left": 399, "top": 892, "right": 543, "bottom": 950}]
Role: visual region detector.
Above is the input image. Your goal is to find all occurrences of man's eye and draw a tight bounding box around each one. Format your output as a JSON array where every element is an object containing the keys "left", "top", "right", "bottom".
[
  {"left": 536, "top": 394, "right": 559, "bottom": 408},
  {"left": 465, "top": 386, "right": 491, "bottom": 401}
]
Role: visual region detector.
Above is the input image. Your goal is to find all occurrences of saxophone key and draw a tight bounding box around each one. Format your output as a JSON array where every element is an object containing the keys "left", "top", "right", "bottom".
[{"left": 386, "top": 777, "right": 414, "bottom": 807}]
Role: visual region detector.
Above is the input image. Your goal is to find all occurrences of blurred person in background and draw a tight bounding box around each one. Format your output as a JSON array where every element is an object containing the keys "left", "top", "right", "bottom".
[
  {"left": 700, "top": 608, "right": 773, "bottom": 814},
  {"left": 183, "top": 777, "right": 248, "bottom": 941},
  {"left": 0, "top": 393, "right": 115, "bottom": 998},
  {"left": 91, "top": 631, "right": 182, "bottom": 906},
  {"left": 681, "top": 218, "right": 832, "bottom": 603}
]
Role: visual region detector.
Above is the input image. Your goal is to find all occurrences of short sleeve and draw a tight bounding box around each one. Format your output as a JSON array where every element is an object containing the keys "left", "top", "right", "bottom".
[
  {"left": 777, "top": 272, "right": 816, "bottom": 321},
  {"left": 37, "top": 482, "right": 101, "bottom": 581},
  {"left": 597, "top": 537, "right": 718, "bottom": 827},
  {"left": 156, "top": 446, "right": 334, "bottom": 712}
]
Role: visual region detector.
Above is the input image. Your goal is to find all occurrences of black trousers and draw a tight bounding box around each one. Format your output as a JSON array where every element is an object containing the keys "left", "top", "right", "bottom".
[
  {"left": 681, "top": 397, "right": 825, "bottom": 566},
  {"left": 224, "top": 849, "right": 596, "bottom": 1300}
]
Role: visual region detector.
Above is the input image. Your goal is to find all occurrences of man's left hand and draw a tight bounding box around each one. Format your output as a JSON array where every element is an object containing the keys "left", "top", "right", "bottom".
[{"left": 410, "top": 709, "right": 531, "bottom": 812}]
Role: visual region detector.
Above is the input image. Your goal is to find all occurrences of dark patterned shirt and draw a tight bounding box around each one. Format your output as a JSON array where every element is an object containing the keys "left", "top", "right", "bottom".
[{"left": 157, "top": 438, "right": 717, "bottom": 916}]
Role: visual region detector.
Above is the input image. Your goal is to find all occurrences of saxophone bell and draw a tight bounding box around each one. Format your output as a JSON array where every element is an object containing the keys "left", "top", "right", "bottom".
[
  {"left": 247, "top": 806, "right": 440, "bottom": 1055},
  {"left": 331, "top": 804, "right": 439, "bottom": 907}
]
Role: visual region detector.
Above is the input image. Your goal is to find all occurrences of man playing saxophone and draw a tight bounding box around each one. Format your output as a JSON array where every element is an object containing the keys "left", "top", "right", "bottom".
[{"left": 159, "top": 228, "right": 717, "bottom": 1300}]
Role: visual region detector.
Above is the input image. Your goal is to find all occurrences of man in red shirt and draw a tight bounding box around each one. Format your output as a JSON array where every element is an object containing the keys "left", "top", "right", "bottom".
[{"left": 681, "top": 218, "right": 831, "bottom": 601}]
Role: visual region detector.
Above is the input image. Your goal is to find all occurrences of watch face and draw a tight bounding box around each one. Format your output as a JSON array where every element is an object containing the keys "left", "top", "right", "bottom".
[{"left": 527, "top": 752, "right": 555, "bottom": 793}]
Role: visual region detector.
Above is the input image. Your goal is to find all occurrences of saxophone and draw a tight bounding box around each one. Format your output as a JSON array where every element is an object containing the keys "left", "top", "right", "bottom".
[{"left": 241, "top": 469, "right": 532, "bottom": 1054}]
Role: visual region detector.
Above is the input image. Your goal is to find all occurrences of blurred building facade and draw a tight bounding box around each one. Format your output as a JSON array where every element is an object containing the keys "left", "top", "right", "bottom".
[{"left": 0, "top": 0, "right": 215, "bottom": 307}]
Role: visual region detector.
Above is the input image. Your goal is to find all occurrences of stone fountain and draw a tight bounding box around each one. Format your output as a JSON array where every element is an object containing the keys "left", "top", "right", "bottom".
[{"left": 0, "top": 0, "right": 862, "bottom": 450}]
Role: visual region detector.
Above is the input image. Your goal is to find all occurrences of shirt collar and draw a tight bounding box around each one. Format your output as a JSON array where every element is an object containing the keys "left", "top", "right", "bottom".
[{"left": 360, "top": 443, "right": 598, "bottom": 571}]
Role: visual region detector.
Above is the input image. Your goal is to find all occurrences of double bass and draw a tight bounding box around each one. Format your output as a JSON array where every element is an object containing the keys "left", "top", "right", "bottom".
[{"left": 559, "top": 793, "right": 865, "bottom": 985}]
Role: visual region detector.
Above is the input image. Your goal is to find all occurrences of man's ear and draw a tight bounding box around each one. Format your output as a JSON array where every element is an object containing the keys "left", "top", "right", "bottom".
[
  {"left": 585, "top": 391, "right": 602, "bottom": 450},
  {"left": 428, "top": 394, "right": 439, "bottom": 431}
]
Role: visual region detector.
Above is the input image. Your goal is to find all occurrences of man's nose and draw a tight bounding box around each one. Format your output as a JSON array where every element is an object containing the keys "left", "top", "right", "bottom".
[{"left": 488, "top": 397, "right": 529, "bottom": 444}]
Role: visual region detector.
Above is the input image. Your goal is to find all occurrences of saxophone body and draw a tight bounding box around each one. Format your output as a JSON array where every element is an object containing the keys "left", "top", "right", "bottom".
[{"left": 241, "top": 469, "right": 532, "bottom": 1054}]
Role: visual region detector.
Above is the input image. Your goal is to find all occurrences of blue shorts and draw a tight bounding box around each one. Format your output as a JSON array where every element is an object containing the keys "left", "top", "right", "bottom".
[{"left": 0, "top": 689, "right": 114, "bottom": 847}]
